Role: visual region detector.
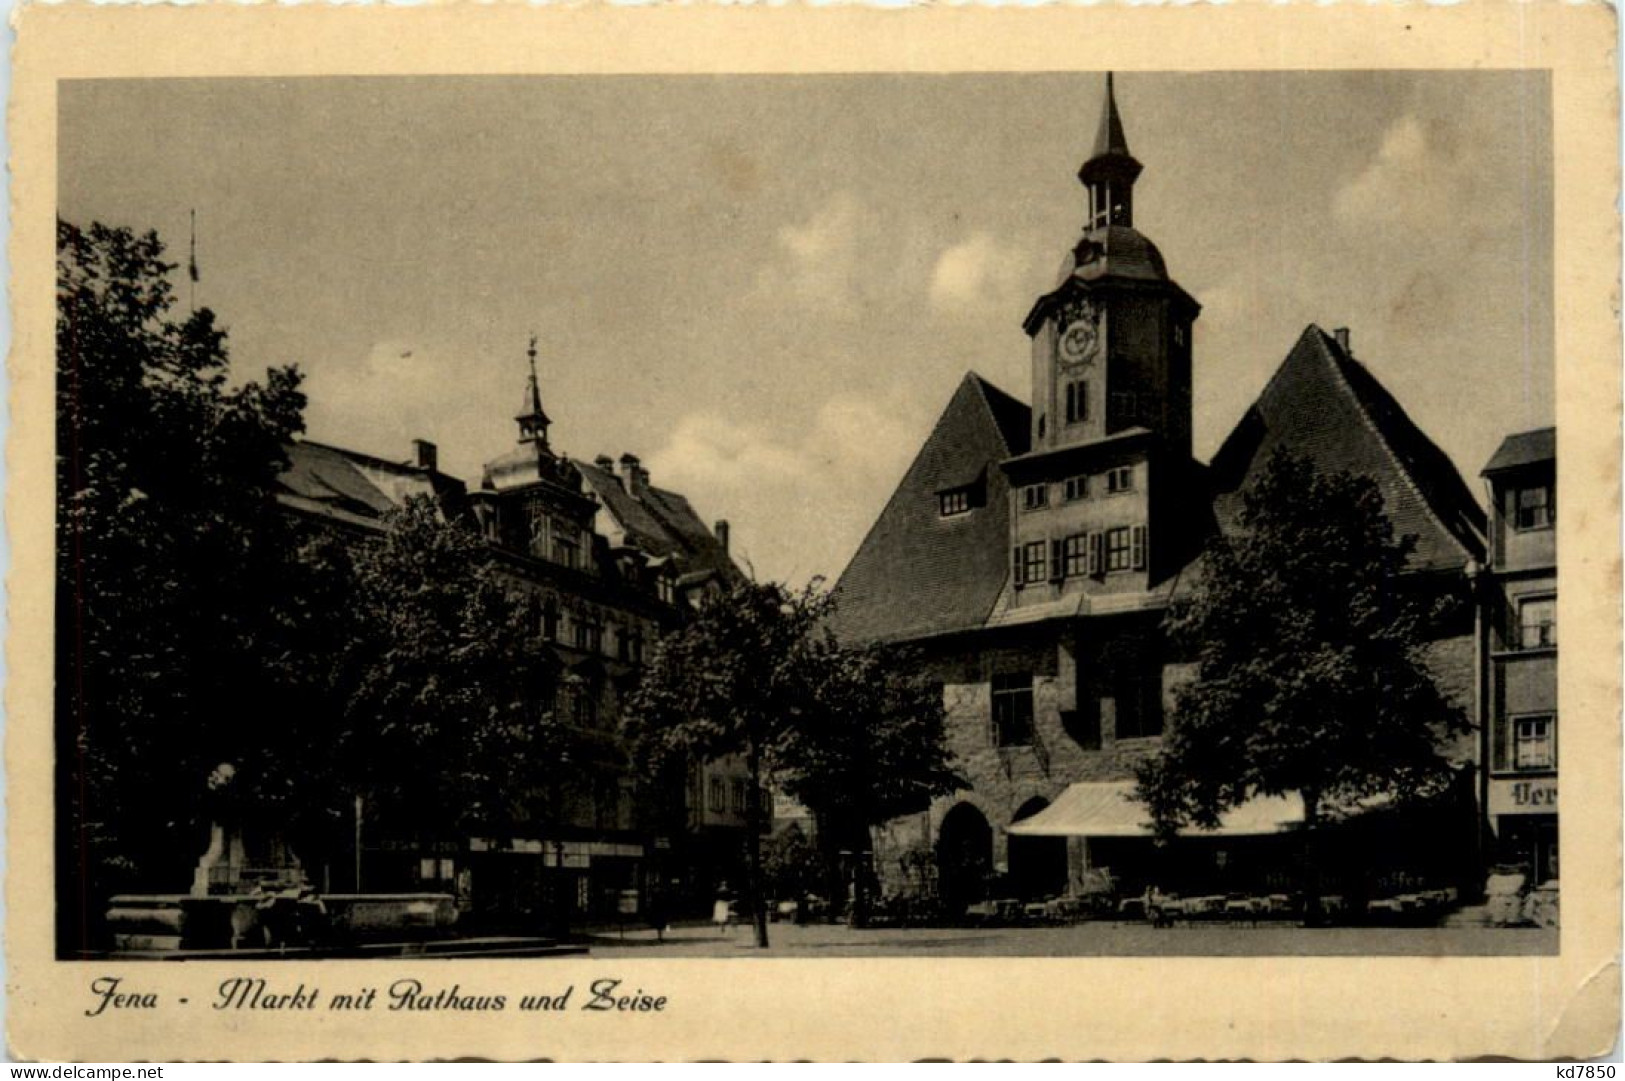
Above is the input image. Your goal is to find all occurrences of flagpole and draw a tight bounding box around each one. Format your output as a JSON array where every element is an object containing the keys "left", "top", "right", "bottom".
[{"left": 188, "top": 208, "right": 198, "bottom": 313}]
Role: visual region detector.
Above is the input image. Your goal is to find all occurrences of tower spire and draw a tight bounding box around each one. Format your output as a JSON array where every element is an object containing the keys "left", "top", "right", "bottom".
[
  {"left": 1078, "top": 72, "right": 1144, "bottom": 231},
  {"left": 516, "top": 334, "right": 553, "bottom": 450},
  {"left": 1091, "top": 72, "right": 1132, "bottom": 161}
]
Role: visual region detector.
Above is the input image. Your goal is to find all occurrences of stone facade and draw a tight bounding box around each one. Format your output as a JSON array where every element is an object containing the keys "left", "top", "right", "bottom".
[{"left": 837, "top": 76, "right": 1491, "bottom": 912}]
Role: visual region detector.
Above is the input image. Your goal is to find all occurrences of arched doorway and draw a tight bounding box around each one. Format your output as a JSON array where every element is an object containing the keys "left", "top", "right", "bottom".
[
  {"left": 1008, "top": 797, "right": 1069, "bottom": 900},
  {"left": 936, "top": 803, "right": 993, "bottom": 915}
]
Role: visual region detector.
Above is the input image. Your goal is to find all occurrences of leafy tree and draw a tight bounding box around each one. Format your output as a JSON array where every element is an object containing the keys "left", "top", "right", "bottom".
[
  {"left": 1134, "top": 448, "right": 1468, "bottom": 916},
  {"left": 760, "top": 823, "right": 823, "bottom": 905},
  {"left": 625, "top": 580, "right": 959, "bottom": 943},
  {"left": 56, "top": 219, "right": 309, "bottom": 948},
  {"left": 624, "top": 581, "right": 826, "bottom": 947},
  {"left": 771, "top": 641, "right": 961, "bottom": 924},
  {"left": 326, "top": 497, "right": 567, "bottom": 851}
]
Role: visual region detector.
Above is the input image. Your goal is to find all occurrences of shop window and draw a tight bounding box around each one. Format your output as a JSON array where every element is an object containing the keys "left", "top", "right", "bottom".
[
  {"left": 991, "top": 672, "right": 1034, "bottom": 747},
  {"left": 1022, "top": 484, "right": 1049, "bottom": 511},
  {"left": 1513, "top": 715, "right": 1556, "bottom": 771},
  {"left": 1517, "top": 596, "right": 1557, "bottom": 650},
  {"left": 1514, "top": 484, "right": 1555, "bottom": 530}
]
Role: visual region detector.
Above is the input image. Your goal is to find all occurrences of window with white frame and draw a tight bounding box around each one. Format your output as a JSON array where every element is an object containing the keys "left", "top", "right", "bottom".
[
  {"left": 1022, "top": 540, "right": 1047, "bottom": 584},
  {"left": 1517, "top": 596, "right": 1557, "bottom": 650},
  {"left": 1063, "top": 534, "right": 1089, "bottom": 578},
  {"left": 1106, "top": 466, "right": 1133, "bottom": 494},
  {"left": 1513, "top": 715, "right": 1556, "bottom": 771},
  {"left": 1063, "top": 475, "right": 1089, "bottom": 502},
  {"left": 1106, "top": 527, "right": 1133, "bottom": 572}
]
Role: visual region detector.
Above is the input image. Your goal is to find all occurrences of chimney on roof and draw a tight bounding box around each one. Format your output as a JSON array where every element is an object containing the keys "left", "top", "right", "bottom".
[
  {"left": 1333, "top": 327, "right": 1351, "bottom": 354},
  {"left": 619, "top": 453, "right": 649, "bottom": 498},
  {"left": 715, "top": 520, "right": 730, "bottom": 554},
  {"left": 594, "top": 453, "right": 615, "bottom": 471},
  {"left": 412, "top": 439, "right": 438, "bottom": 472}
]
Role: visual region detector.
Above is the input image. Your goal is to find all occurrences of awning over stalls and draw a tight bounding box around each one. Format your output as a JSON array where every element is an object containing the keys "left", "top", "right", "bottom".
[{"left": 1005, "top": 781, "right": 1304, "bottom": 838}]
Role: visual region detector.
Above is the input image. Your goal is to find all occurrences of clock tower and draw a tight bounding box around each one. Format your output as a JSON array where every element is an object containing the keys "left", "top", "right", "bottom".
[
  {"left": 1002, "top": 74, "right": 1201, "bottom": 602},
  {"left": 1022, "top": 73, "right": 1199, "bottom": 461}
]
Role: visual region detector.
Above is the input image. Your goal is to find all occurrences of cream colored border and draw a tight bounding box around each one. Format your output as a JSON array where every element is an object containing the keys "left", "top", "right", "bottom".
[{"left": 9, "top": 3, "right": 1620, "bottom": 1062}]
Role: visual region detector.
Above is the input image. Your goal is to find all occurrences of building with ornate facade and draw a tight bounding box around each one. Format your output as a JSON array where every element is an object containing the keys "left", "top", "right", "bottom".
[
  {"left": 830, "top": 76, "right": 1487, "bottom": 911},
  {"left": 276, "top": 342, "right": 747, "bottom": 925}
]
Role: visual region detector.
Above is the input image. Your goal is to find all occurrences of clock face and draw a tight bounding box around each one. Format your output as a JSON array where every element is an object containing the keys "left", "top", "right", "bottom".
[{"left": 1058, "top": 316, "right": 1100, "bottom": 367}]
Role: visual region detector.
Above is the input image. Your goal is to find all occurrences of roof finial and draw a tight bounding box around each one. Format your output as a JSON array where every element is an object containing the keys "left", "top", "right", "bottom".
[{"left": 517, "top": 333, "right": 552, "bottom": 446}]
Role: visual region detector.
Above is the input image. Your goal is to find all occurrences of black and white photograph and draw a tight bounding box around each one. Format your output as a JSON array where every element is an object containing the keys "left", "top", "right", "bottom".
[{"left": 14, "top": 2, "right": 1619, "bottom": 1062}]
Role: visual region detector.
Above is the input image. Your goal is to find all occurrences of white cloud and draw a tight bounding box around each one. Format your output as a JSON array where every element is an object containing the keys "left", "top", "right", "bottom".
[
  {"left": 1333, "top": 114, "right": 1481, "bottom": 232},
  {"left": 754, "top": 191, "right": 869, "bottom": 310},
  {"left": 646, "top": 391, "right": 925, "bottom": 586},
  {"left": 928, "top": 232, "right": 1033, "bottom": 314}
]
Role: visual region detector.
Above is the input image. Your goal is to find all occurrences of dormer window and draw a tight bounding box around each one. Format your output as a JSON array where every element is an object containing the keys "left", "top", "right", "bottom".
[
  {"left": 937, "top": 473, "right": 986, "bottom": 518},
  {"left": 657, "top": 574, "right": 676, "bottom": 606}
]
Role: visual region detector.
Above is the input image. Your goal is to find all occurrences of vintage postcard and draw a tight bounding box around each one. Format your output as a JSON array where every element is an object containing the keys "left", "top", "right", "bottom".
[{"left": 9, "top": 2, "right": 1620, "bottom": 1062}]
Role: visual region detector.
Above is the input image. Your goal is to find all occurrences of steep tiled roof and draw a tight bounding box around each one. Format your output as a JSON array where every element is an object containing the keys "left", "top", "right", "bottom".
[
  {"left": 1208, "top": 325, "right": 1486, "bottom": 573},
  {"left": 277, "top": 440, "right": 454, "bottom": 529},
  {"left": 829, "top": 372, "right": 1029, "bottom": 645},
  {"left": 1483, "top": 427, "right": 1556, "bottom": 474},
  {"left": 576, "top": 460, "right": 741, "bottom": 585}
]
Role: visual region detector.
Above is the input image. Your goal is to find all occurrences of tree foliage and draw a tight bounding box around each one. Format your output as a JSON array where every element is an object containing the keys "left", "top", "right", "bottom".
[
  {"left": 1134, "top": 448, "right": 1469, "bottom": 840},
  {"left": 56, "top": 219, "right": 310, "bottom": 938},
  {"left": 624, "top": 580, "right": 959, "bottom": 940},
  {"left": 325, "top": 497, "right": 566, "bottom": 840}
]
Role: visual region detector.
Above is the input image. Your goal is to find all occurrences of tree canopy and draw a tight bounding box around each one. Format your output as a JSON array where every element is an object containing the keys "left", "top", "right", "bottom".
[
  {"left": 625, "top": 580, "right": 959, "bottom": 941},
  {"left": 324, "top": 497, "right": 566, "bottom": 842},
  {"left": 57, "top": 219, "right": 310, "bottom": 941},
  {"left": 1135, "top": 447, "right": 1469, "bottom": 841}
]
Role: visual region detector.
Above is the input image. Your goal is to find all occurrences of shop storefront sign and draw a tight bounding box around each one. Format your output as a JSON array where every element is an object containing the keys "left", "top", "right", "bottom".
[{"left": 1489, "top": 777, "right": 1558, "bottom": 817}]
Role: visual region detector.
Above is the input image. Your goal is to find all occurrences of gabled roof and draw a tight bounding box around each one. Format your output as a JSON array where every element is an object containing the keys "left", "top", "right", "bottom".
[
  {"left": 277, "top": 440, "right": 461, "bottom": 530},
  {"left": 1208, "top": 325, "right": 1486, "bottom": 573},
  {"left": 829, "top": 372, "right": 1030, "bottom": 645},
  {"left": 575, "top": 460, "right": 741, "bottom": 586},
  {"left": 1483, "top": 427, "right": 1556, "bottom": 475}
]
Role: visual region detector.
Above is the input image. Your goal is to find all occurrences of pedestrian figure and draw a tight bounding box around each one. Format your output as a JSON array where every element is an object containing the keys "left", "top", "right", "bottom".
[
  {"left": 647, "top": 889, "right": 669, "bottom": 943},
  {"left": 712, "top": 883, "right": 735, "bottom": 934}
]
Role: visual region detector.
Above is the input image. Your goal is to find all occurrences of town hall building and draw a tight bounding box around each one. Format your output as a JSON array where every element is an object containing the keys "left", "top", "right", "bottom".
[{"left": 830, "top": 76, "right": 1488, "bottom": 913}]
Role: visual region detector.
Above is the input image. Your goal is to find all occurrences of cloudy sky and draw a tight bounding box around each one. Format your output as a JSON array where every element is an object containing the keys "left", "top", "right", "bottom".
[{"left": 60, "top": 72, "right": 1552, "bottom": 586}]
